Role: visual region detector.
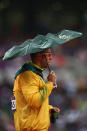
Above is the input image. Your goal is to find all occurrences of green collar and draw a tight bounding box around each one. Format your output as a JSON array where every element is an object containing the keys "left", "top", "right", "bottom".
[
  {"left": 15, "top": 62, "right": 44, "bottom": 79},
  {"left": 27, "top": 62, "right": 44, "bottom": 71}
]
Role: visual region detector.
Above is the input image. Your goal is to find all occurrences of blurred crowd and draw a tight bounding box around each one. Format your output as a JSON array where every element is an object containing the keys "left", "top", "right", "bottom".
[{"left": 0, "top": 46, "right": 87, "bottom": 131}]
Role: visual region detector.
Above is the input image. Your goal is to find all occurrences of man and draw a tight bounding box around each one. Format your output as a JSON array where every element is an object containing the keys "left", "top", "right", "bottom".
[{"left": 13, "top": 48, "right": 60, "bottom": 131}]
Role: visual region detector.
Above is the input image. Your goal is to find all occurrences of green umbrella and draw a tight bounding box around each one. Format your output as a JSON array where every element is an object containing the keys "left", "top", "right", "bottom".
[{"left": 3, "top": 29, "right": 82, "bottom": 61}]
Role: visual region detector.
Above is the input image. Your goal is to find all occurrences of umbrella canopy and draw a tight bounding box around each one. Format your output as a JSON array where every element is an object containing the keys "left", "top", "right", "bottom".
[{"left": 3, "top": 29, "right": 82, "bottom": 61}]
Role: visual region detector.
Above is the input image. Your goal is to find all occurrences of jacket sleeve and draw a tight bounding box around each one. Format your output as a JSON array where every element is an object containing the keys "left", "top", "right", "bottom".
[
  {"left": 18, "top": 71, "right": 54, "bottom": 109},
  {"left": 49, "top": 105, "right": 53, "bottom": 110}
]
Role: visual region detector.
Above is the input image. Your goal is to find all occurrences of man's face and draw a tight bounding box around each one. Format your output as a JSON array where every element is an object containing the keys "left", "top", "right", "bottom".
[{"left": 41, "top": 49, "right": 52, "bottom": 68}]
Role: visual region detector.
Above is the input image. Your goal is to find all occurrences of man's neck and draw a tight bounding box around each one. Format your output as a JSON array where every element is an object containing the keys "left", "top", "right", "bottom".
[{"left": 32, "top": 61, "right": 42, "bottom": 68}]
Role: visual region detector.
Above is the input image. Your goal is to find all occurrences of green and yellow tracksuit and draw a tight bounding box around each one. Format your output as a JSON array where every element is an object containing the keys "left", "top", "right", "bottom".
[{"left": 13, "top": 62, "right": 54, "bottom": 131}]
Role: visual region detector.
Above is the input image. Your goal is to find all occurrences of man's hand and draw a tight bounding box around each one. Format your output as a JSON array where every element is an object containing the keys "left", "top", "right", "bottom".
[
  {"left": 49, "top": 107, "right": 60, "bottom": 115},
  {"left": 53, "top": 107, "right": 60, "bottom": 115},
  {"left": 47, "top": 71, "right": 56, "bottom": 84},
  {"left": 50, "top": 107, "right": 60, "bottom": 123}
]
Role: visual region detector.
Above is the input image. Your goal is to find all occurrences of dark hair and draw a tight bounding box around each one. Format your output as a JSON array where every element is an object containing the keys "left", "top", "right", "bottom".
[
  {"left": 30, "top": 51, "right": 43, "bottom": 61},
  {"left": 30, "top": 53, "right": 37, "bottom": 61},
  {"left": 30, "top": 48, "right": 50, "bottom": 61}
]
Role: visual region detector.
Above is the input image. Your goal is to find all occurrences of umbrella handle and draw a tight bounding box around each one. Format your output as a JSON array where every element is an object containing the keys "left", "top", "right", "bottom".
[
  {"left": 43, "top": 53, "right": 57, "bottom": 88},
  {"left": 48, "top": 66, "right": 57, "bottom": 88}
]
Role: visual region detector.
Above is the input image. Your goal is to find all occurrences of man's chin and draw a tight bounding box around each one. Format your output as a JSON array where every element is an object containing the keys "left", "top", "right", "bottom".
[
  {"left": 42, "top": 63, "right": 51, "bottom": 68},
  {"left": 45, "top": 64, "right": 50, "bottom": 68}
]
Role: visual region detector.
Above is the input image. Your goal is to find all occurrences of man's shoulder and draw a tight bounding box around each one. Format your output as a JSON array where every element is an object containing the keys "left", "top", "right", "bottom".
[{"left": 14, "top": 63, "right": 33, "bottom": 79}]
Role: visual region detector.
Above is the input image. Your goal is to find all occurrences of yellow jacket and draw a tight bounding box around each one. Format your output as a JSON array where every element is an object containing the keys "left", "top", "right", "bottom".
[{"left": 13, "top": 63, "right": 54, "bottom": 131}]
